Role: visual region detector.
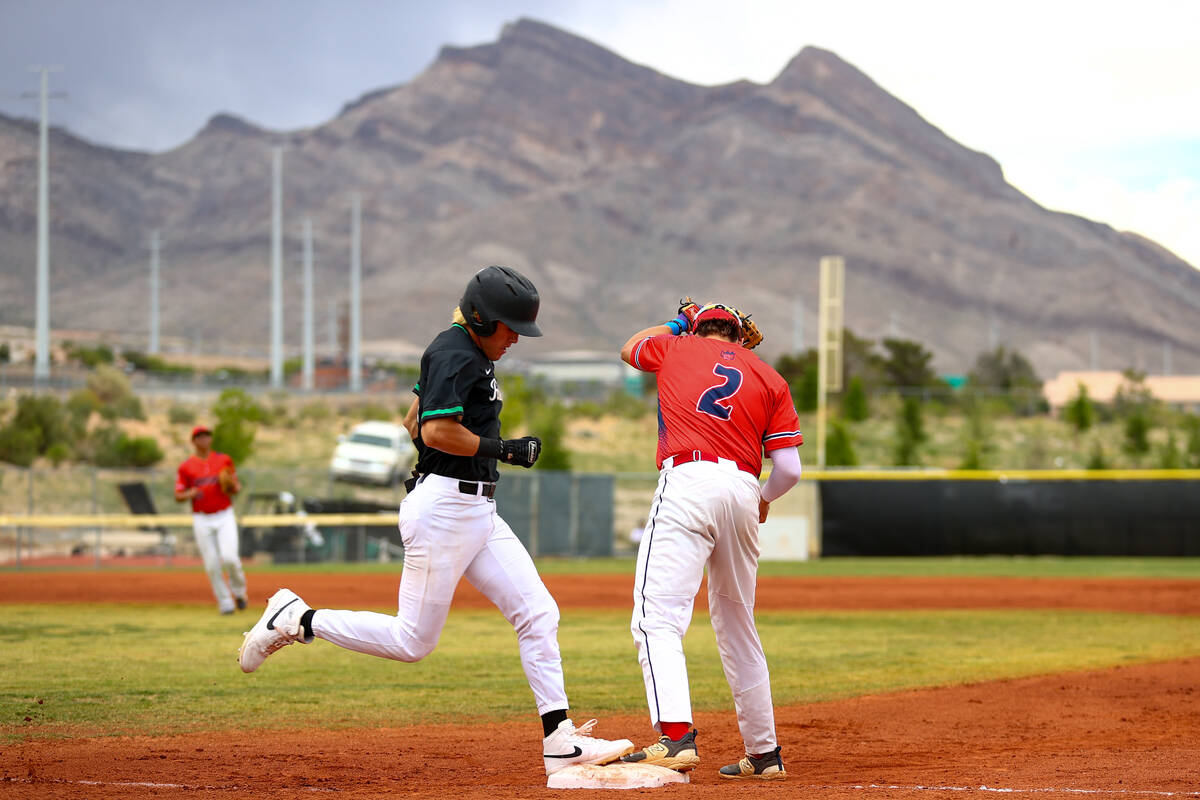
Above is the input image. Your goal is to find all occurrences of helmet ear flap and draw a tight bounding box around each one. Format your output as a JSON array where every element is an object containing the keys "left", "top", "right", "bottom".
[{"left": 468, "top": 305, "right": 497, "bottom": 337}]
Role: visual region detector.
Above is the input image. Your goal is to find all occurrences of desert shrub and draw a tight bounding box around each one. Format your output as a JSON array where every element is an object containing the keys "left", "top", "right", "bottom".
[
  {"left": 86, "top": 365, "right": 144, "bottom": 420},
  {"left": 88, "top": 425, "right": 164, "bottom": 467},
  {"left": 299, "top": 401, "right": 333, "bottom": 421},
  {"left": 354, "top": 403, "right": 392, "bottom": 422},
  {"left": 64, "top": 342, "right": 115, "bottom": 368},
  {"left": 45, "top": 442, "right": 72, "bottom": 466},
  {"left": 0, "top": 425, "right": 39, "bottom": 467},
  {"left": 168, "top": 404, "right": 196, "bottom": 424},
  {"left": 1, "top": 394, "right": 77, "bottom": 462}
]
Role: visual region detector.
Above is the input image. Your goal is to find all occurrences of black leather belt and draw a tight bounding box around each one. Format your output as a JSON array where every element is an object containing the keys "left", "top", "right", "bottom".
[
  {"left": 458, "top": 480, "right": 495, "bottom": 499},
  {"left": 402, "top": 471, "right": 495, "bottom": 498}
]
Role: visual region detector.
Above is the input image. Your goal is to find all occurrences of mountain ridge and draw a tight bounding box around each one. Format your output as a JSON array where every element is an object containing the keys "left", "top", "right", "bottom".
[{"left": 0, "top": 18, "right": 1196, "bottom": 377}]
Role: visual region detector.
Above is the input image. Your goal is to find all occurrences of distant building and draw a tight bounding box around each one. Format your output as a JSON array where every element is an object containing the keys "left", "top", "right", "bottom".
[
  {"left": 1044, "top": 370, "right": 1200, "bottom": 412},
  {"left": 525, "top": 350, "right": 642, "bottom": 396}
]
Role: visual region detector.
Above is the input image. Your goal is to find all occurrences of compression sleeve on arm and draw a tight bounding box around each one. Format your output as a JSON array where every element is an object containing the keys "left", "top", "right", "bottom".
[{"left": 760, "top": 446, "right": 802, "bottom": 503}]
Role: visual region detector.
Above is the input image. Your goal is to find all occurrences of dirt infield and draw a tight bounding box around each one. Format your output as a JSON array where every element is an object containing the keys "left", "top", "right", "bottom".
[
  {"left": 3, "top": 569, "right": 1200, "bottom": 616},
  {"left": 3, "top": 571, "right": 1198, "bottom": 798}
]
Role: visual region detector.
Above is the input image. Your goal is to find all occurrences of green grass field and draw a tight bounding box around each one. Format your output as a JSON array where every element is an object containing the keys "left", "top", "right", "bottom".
[{"left": 4, "top": 557, "right": 1200, "bottom": 743}]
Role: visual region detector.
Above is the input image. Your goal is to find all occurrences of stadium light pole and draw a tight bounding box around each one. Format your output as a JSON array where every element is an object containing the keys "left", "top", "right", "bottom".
[
  {"left": 349, "top": 193, "right": 363, "bottom": 393},
  {"left": 270, "top": 146, "right": 284, "bottom": 389},
  {"left": 816, "top": 256, "right": 845, "bottom": 469},
  {"left": 302, "top": 218, "right": 315, "bottom": 392},
  {"left": 148, "top": 229, "right": 161, "bottom": 354},
  {"left": 28, "top": 66, "right": 63, "bottom": 382}
]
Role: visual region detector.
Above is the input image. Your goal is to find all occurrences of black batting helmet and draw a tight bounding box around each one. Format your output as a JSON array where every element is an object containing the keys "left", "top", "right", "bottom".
[{"left": 460, "top": 266, "right": 542, "bottom": 337}]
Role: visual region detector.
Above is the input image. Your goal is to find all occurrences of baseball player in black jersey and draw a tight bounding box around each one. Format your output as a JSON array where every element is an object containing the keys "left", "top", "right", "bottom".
[{"left": 239, "top": 266, "right": 633, "bottom": 775}]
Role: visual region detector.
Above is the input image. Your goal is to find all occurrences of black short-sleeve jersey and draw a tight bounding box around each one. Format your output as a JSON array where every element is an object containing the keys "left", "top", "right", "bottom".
[{"left": 413, "top": 324, "right": 502, "bottom": 482}]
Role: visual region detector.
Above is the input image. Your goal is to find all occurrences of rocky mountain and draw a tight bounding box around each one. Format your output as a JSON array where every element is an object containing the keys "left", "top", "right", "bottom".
[{"left": 1, "top": 18, "right": 1198, "bottom": 377}]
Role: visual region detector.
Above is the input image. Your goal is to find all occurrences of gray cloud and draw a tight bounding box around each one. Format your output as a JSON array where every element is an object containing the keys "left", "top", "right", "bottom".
[{"left": 0, "top": 0, "right": 564, "bottom": 151}]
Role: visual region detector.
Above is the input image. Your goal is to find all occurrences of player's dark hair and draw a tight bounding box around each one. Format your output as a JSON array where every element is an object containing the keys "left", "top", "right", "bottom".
[{"left": 695, "top": 318, "right": 740, "bottom": 341}]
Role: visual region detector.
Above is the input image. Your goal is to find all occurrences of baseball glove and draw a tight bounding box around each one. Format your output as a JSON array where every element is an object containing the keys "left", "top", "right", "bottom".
[
  {"left": 677, "top": 296, "right": 701, "bottom": 330},
  {"left": 738, "top": 311, "right": 763, "bottom": 350},
  {"left": 218, "top": 467, "right": 239, "bottom": 496}
]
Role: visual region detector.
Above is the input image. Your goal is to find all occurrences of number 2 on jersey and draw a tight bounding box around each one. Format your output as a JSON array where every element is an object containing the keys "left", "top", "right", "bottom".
[{"left": 696, "top": 364, "right": 743, "bottom": 420}]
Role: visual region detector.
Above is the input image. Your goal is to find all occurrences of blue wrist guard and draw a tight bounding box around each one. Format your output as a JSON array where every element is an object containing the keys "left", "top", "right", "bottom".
[{"left": 664, "top": 313, "right": 689, "bottom": 335}]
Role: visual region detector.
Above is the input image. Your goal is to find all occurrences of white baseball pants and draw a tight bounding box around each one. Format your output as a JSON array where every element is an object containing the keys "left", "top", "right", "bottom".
[
  {"left": 631, "top": 459, "right": 778, "bottom": 754},
  {"left": 191, "top": 507, "right": 246, "bottom": 613},
  {"left": 312, "top": 473, "right": 569, "bottom": 715}
]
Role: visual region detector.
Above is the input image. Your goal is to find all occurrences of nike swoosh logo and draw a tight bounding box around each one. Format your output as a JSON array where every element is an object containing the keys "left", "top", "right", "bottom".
[
  {"left": 545, "top": 747, "right": 584, "bottom": 759},
  {"left": 266, "top": 598, "right": 299, "bottom": 630}
]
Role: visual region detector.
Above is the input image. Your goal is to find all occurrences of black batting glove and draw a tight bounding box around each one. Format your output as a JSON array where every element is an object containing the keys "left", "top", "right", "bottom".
[{"left": 501, "top": 436, "right": 541, "bottom": 468}]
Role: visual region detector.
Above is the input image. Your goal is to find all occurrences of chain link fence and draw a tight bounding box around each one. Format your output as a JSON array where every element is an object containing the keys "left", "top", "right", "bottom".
[{"left": 0, "top": 465, "right": 647, "bottom": 567}]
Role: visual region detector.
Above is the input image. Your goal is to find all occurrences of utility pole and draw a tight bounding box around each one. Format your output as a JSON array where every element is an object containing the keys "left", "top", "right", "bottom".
[
  {"left": 26, "top": 66, "right": 63, "bottom": 382},
  {"left": 349, "top": 193, "right": 363, "bottom": 393},
  {"left": 302, "top": 218, "right": 315, "bottom": 391},
  {"left": 148, "top": 230, "right": 161, "bottom": 354},
  {"left": 270, "top": 146, "right": 284, "bottom": 389}
]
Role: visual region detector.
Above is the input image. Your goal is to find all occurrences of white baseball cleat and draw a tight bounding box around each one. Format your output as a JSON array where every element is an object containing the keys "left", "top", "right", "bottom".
[
  {"left": 238, "top": 588, "right": 313, "bottom": 673},
  {"left": 543, "top": 718, "right": 635, "bottom": 775}
]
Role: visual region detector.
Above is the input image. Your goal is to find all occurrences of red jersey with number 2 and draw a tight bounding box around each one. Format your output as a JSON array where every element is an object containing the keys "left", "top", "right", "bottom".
[
  {"left": 631, "top": 334, "right": 803, "bottom": 475},
  {"left": 176, "top": 452, "right": 236, "bottom": 513}
]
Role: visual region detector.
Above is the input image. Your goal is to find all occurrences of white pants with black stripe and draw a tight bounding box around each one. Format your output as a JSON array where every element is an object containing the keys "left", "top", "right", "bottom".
[
  {"left": 631, "top": 459, "right": 778, "bottom": 754},
  {"left": 192, "top": 507, "right": 246, "bottom": 613},
  {"left": 311, "top": 473, "right": 569, "bottom": 715}
]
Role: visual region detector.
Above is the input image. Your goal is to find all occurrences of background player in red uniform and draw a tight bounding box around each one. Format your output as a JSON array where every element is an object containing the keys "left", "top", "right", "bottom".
[
  {"left": 617, "top": 301, "right": 803, "bottom": 781},
  {"left": 174, "top": 424, "right": 246, "bottom": 615}
]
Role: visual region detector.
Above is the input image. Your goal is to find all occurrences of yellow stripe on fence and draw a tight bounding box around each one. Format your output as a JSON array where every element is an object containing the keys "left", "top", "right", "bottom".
[{"left": 0, "top": 513, "right": 397, "bottom": 529}]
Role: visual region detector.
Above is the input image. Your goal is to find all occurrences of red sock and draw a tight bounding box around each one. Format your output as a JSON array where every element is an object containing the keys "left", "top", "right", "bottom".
[{"left": 660, "top": 721, "right": 690, "bottom": 741}]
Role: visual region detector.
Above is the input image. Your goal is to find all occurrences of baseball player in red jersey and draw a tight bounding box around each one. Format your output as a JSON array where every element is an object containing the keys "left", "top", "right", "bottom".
[
  {"left": 617, "top": 301, "right": 803, "bottom": 780},
  {"left": 175, "top": 425, "right": 247, "bottom": 615}
]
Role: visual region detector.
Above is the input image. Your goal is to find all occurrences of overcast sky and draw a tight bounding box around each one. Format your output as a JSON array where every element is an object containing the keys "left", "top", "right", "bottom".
[{"left": 2, "top": 0, "right": 1198, "bottom": 268}]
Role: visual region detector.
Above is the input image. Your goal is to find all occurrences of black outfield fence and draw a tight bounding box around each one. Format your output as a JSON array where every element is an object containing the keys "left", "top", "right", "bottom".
[{"left": 818, "top": 470, "right": 1200, "bottom": 556}]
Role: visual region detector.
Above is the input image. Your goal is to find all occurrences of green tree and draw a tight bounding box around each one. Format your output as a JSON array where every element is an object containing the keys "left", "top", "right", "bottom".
[
  {"left": 531, "top": 402, "right": 571, "bottom": 471},
  {"left": 893, "top": 396, "right": 925, "bottom": 466},
  {"left": 825, "top": 420, "right": 857, "bottom": 467},
  {"left": 1123, "top": 411, "right": 1151, "bottom": 457},
  {"left": 210, "top": 389, "right": 265, "bottom": 464},
  {"left": 967, "top": 346, "right": 1042, "bottom": 415},
  {"left": 840, "top": 376, "right": 869, "bottom": 421},
  {"left": 1157, "top": 429, "right": 1183, "bottom": 469},
  {"left": 1062, "top": 383, "right": 1095, "bottom": 432},
  {"left": 958, "top": 401, "right": 992, "bottom": 469},
  {"left": 841, "top": 328, "right": 883, "bottom": 388},
  {"left": 774, "top": 350, "right": 818, "bottom": 411},
  {"left": 1185, "top": 415, "right": 1200, "bottom": 468},
  {"left": 1086, "top": 441, "right": 1109, "bottom": 470},
  {"left": 880, "top": 338, "right": 938, "bottom": 389}
]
